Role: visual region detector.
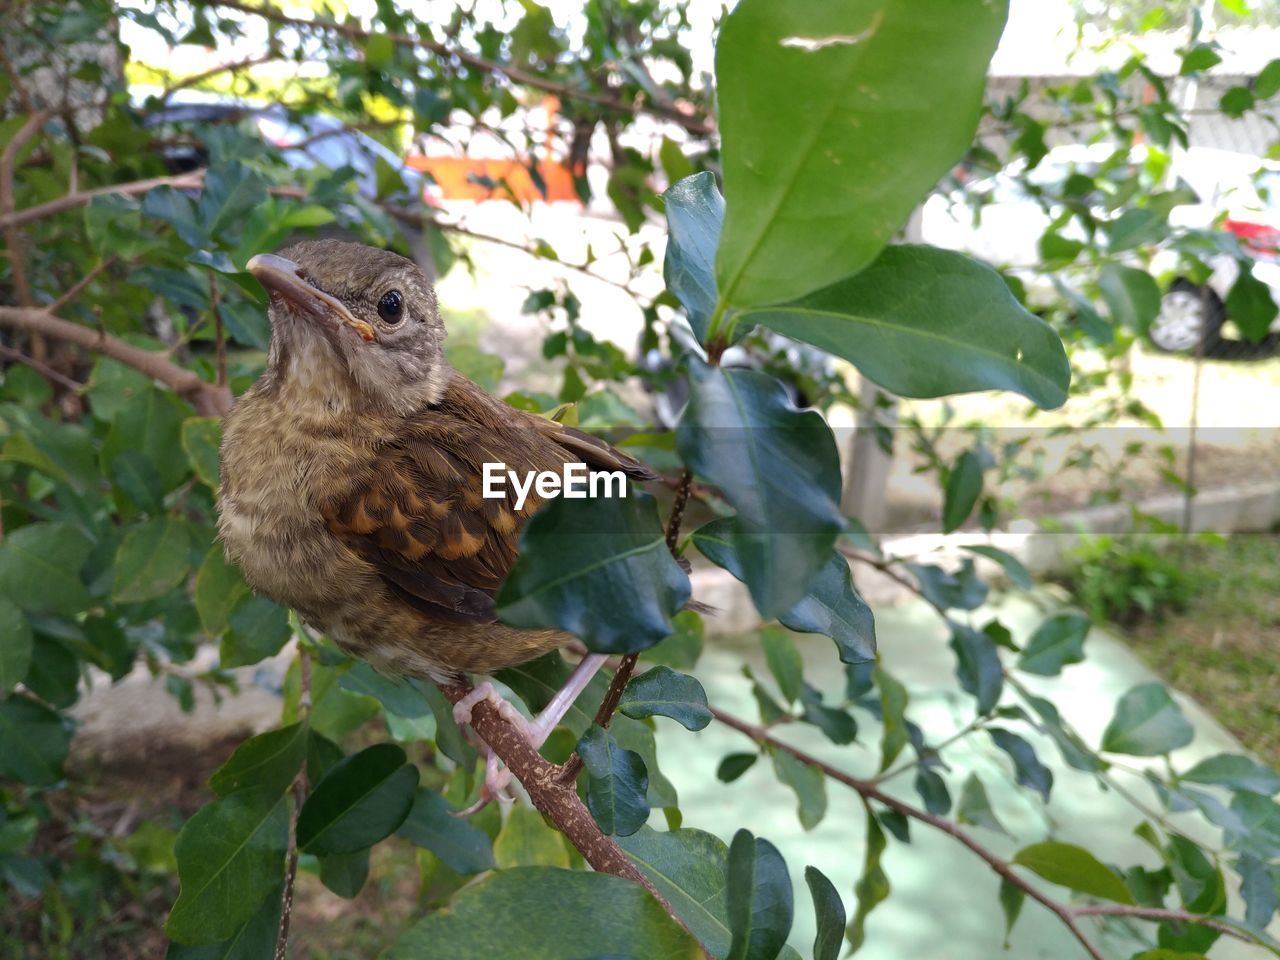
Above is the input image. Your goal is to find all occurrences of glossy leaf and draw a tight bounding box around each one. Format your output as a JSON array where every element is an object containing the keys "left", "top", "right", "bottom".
[
  {"left": 715, "top": 0, "right": 1008, "bottom": 308},
  {"left": 805, "top": 865, "right": 846, "bottom": 960},
  {"left": 1101, "top": 683, "right": 1194, "bottom": 757},
  {"left": 988, "top": 728, "right": 1053, "bottom": 801},
  {"left": 208, "top": 723, "right": 307, "bottom": 800},
  {"left": 679, "top": 363, "right": 844, "bottom": 617},
  {"left": 164, "top": 882, "right": 282, "bottom": 960},
  {"left": 339, "top": 662, "right": 432, "bottom": 718},
  {"left": 1017, "top": 612, "right": 1090, "bottom": 677},
  {"left": 319, "top": 849, "right": 369, "bottom": 899},
  {"left": 618, "top": 666, "right": 712, "bottom": 731},
  {"left": 113, "top": 518, "right": 191, "bottom": 604},
  {"left": 726, "top": 829, "right": 794, "bottom": 960},
  {"left": 0, "top": 522, "right": 92, "bottom": 615},
  {"left": 396, "top": 788, "right": 495, "bottom": 874},
  {"left": 943, "top": 451, "right": 984, "bottom": 532},
  {"left": 165, "top": 787, "right": 288, "bottom": 944},
  {"left": 578, "top": 724, "right": 650, "bottom": 837},
  {"left": 664, "top": 172, "right": 725, "bottom": 344},
  {"left": 718, "top": 753, "right": 759, "bottom": 784},
  {"left": 744, "top": 246, "right": 1070, "bottom": 409},
  {"left": 497, "top": 490, "right": 691, "bottom": 654},
  {"left": 297, "top": 744, "right": 419, "bottom": 856},
  {"left": 386, "top": 867, "right": 703, "bottom": 959},
  {"left": 1013, "top": 842, "right": 1134, "bottom": 904}
]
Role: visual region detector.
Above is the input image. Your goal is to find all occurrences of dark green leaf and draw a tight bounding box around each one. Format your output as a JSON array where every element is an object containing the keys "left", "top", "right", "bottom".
[
  {"left": 907, "top": 559, "right": 988, "bottom": 611},
  {"left": 718, "top": 753, "right": 759, "bottom": 783},
  {"left": 1017, "top": 612, "right": 1090, "bottom": 677},
  {"left": 846, "top": 811, "right": 889, "bottom": 953},
  {"left": 194, "top": 547, "right": 249, "bottom": 637},
  {"left": 943, "top": 452, "right": 984, "bottom": 532},
  {"left": 319, "top": 849, "right": 368, "bottom": 898},
  {"left": 679, "top": 362, "right": 843, "bottom": 617},
  {"left": 950, "top": 625, "right": 1003, "bottom": 714},
  {"left": 1099, "top": 264, "right": 1161, "bottom": 333},
  {"left": 396, "top": 787, "right": 495, "bottom": 874},
  {"left": 0, "top": 694, "right": 70, "bottom": 786},
  {"left": 577, "top": 724, "right": 650, "bottom": 837},
  {"left": 1225, "top": 267, "right": 1279, "bottom": 343},
  {"left": 221, "top": 595, "right": 291, "bottom": 668},
  {"left": 956, "top": 773, "right": 1010, "bottom": 837},
  {"left": 0, "top": 522, "right": 92, "bottom": 615},
  {"left": 913, "top": 768, "right": 951, "bottom": 816},
  {"left": 618, "top": 666, "right": 712, "bottom": 731},
  {"left": 113, "top": 518, "right": 191, "bottom": 604},
  {"left": 164, "top": 881, "right": 282, "bottom": 960},
  {"left": 182, "top": 417, "right": 222, "bottom": 488},
  {"left": 1024, "top": 693, "right": 1105, "bottom": 773},
  {"left": 1181, "top": 754, "right": 1280, "bottom": 796},
  {"left": 664, "top": 172, "right": 725, "bottom": 344},
  {"left": 339, "top": 662, "right": 432, "bottom": 717},
  {"left": 100, "top": 385, "right": 188, "bottom": 490},
  {"left": 989, "top": 727, "right": 1053, "bottom": 801},
  {"left": 386, "top": 867, "right": 703, "bottom": 958},
  {"left": 760, "top": 628, "right": 804, "bottom": 703},
  {"left": 726, "top": 829, "right": 793, "bottom": 960},
  {"left": 496, "top": 491, "right": 690, "bottom": 654},
  {"left": 1226, "top": 793, "right": 1280, "bottom": 860},
  {"left": 1167, "top": 835, "right": 1226, "bottom": 914},
  {"left": 999, "top": 879, "right": 1024, "bottom": 945},
  {"left": 715, "top": 0, "right": 1007, "bottom": 309},
  {"left": 165, "top": 788, "right": 288, "bottom": 944},
  {"left": 111, "top": 451, "right": 166, "bottom": 513},
  {"left": 775, "top": 554, "right": 875, "bottom": 664},
  {"left": 799, "top": 684, "right": 858, "bottom": 745},
  {"left": 208, "top": 724, "right": 307, "bottom": 799},
  {"left": 805, "top": 865, "right": 845, "bottom": 960},
  {"left": 1101, "top": 683, "right": 1194, "bottom": 757},
  {"left": 0, "top": 596, "right": 33, "bottom": 695},
  {"left": 297, "top": 744, "right": 419, "bottom": 856},
  {"left": 1237, "top": 853, "right": 1278, "bottom": 929},
  {"left": 744, "top": 246, "right": 1070, "bottom": 409},
  {"left": 1013, "top": 841, "right": 1134, "bottom": 904}
]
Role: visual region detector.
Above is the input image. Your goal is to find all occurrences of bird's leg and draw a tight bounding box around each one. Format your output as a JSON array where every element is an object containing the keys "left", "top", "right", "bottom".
[{"left": 448, "top": 654, "right": 610, "bottom": 814}]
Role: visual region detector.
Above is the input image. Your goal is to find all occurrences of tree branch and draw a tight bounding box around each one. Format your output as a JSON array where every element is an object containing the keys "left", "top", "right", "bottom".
[
  {"left": 210, "top": 0, "right": 714, "bottom": 136},
  {"left": 0, "top": 306, "right": 231, "bottom": 416},
  {"left": 0, "top": 170, "right": 206, "bottom": 231},
  {"left": 275, "top": 649, "right": 310, "bottom": 960}
]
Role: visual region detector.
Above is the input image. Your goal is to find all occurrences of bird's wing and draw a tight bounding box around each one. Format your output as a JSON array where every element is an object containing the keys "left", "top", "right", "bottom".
[{"left": 321, "top": 375, "right": 655, "bottom": 625}]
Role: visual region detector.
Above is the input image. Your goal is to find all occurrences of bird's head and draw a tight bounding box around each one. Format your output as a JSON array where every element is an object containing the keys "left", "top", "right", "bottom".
[{"left": 248, "top": 239, "right": 448, "bottom": 414}]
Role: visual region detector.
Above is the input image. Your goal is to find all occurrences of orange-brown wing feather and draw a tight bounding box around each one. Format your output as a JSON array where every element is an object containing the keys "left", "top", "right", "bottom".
[{"left": 321, "top": 374, "right": 657, "bottom": 626}]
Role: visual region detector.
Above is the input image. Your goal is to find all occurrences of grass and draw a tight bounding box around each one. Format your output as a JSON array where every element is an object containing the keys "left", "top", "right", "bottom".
[{"left": 1112, "top": 534, "right": 1280, "bottom": 767}]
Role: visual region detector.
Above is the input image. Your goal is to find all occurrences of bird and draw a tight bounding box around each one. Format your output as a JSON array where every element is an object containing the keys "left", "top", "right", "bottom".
[{"left": 218, "top": 238, "right": 656, "bottom": 801}]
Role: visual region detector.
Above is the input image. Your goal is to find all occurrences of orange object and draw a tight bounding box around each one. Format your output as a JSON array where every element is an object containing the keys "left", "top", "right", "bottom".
[{"left": 406, "top": 156, "right": 580, "bottom": 203}]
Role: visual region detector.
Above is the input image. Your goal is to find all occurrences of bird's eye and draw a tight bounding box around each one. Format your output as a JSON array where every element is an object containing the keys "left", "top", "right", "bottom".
[{"left": 377, "top": 289, "right": 404, "bottom": 324}]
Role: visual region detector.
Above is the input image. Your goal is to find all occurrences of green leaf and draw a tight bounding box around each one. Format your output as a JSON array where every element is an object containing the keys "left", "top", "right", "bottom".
[
  {"left": 799, "top": 684, "right": 858, "bottom": 745},
  {"left": 164, "top": 881, "right": 282, "bottom": 960},
  {"left": 1181, "top": 754, "right": 1280, "bottom": 796},
  {"left": 660, "top": 138, "right": 695, "bottom": 187},
  {"left": 1168, "top": 834, "right": 1227, "bottom": 915},
  {"left": 956, "top": 773, "right": 1010, "bottom": 837},
  {"left": 100, "top": 385, "right": 189, "bottom": 490},
  {"left": 1180, "top": 43, "right": 1222, "bottom": 75},
  {"left": 182, "top": 417, "right": 222, "bottom": 488},
  {"left": 714, "top": 0, "right": 1007, "bottom": 309},
  {"left": 386, "top": 867, "right": 703, "bottom": 959},
  {"left": 1099, "top": 264, "right": 1161, "bottom": 334},
  {"left": 0, "top": 522, "right": 92, "bottom": 616},
  {"left": 1017, "top": 612, "right": 1090, "bottom": 677},
  {"left": 640, "top": 609, "right": 705, "bottom": 670},
  {"left": 999, "top": 878, "right": 1024, "bottom": 945},
  {"left": 496, "top": 491, "right": 691, "bottom": 654},
  {"left": 143, "top": 185, "right": 206, "bottom": 249},
  {"left": 1024, "top": 693, "right": 1105, "bottom": 773},
  {"left": 296, "top": 744, "right": 419, "bottom": 856},
  {"left": 1101, "top": 683, "right": 1194, "bottom": 757},
  {"left": 493, "top": 805, "right": 570, "bottom": 869},
  {"left": 909, "top": 559, "right": 988, "bottom": 611},
  {"left": 198, "top": 161, "right": 266, "bottom": 239},
  {"left": 619, "top": 666, "right": 712, "bottom": 731},
  {"left": 1237, "top": 853, "right": 1278, "bottom": 929},
  {"left": 950, "top": 625, "right": 1003, "bottom": 715},
  {"left": 989, "top": 728, "right": 1053, "bottom": 801},
  {"left": 364, "top": 33, "right": 394, "bottom": 68},
  {"left": 1258, "top": 57, "right": 1280, "bottom": 99},
  {"left": 805, "top": 865, "right": 845, "bottom": 960},
  {"left": 942, "top": 451, "right": 983, "bottom": 533},
  {"left": 1013, "top": 841, "right": 1134, "bottom": 904},
  {"left": 964, "top": 545, "right": 1032, "bottom": 590},
  {"left": 113, "top": 518, "right": 191, "bottom": 604},
  {"left": 679, "top": 363, "right": 844, "bottom": 617},
  {"left": 876, "top": 668, "right": 910, "bottom": 772},
  {"left": 221, "top": 596, "right": 291, "bottom": 668},
  {"left": 0, "top": 596, "right": 33, "bottom": 695},
  {"left": 726, "top": 829, "right": 793, "bottom": 960},
  {"left": 578, "top": 724, "right": 650, "bottom": 837},
  {"left": 718, "top": 753, "right": 759, "bottom": 783},
  {"left": 339, "top": 662, "right": 432, "bottom": 717},
  {"left": 208, "top": 724, "right": 307, "bottom": 799},
  {"left": 0, "top": 694, "right": 70, "bottom": 786},
  {"left": 1219, "top": 85, "right": 1255, "bottom": 118},
  {"left": 110, "top": 450, "right": 166, "bottom": 513},
  {"left": 745, "top": 246, "right": 1069, "bottom": 408},
  {"left": 318, "top": 848, "right": 368, "bottom": 899},
  {"left": 772, "top": 749, "right": 827, "bottom": 830},
  {"left": 847, "top": 811, "right": 889, "bottom": 953},
  {"left": 1226, "top": 793, "right": 1280, "bottom": 860},
  {"left": 194, "top": 547, "right": 249, "bottom": 636},
  {"left": 1225, "top": 267, "right": 1279, "bottom": 343},
  {"left": 165, "top": 788, "right": 288, "bottom": 944},
  {"left": 664, "top": 172, "right": 725, "bottom": 344},
  {"left": 760, "top": 628, "right": 804, "bottom": 703},
  {"left": 396, "top": 788, "right": 495, "bottom": 874}
]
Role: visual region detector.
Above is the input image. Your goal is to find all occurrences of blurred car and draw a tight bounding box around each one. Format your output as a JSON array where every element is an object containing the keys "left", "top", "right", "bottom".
[{"left": 922, "top": 144, "right": 1280, "bottom": 358}]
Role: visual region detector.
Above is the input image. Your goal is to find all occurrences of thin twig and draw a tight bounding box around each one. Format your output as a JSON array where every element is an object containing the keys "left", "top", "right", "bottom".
[
  {"left": 0, "top": 170, "right": 206, "bottom": 231},
  {"left": 0, "top": 343, "right": 83, "bottom": 392},
  {"left": 1, "top": 111, "right": 51, "bottom": 363},
  {"left": 47, "top": 257, "right": 116, "bottom": 314},
  {"left": 159, "top": 54, "right": 276, "bottom": 103},
  {"left": 211, "top": 0, "right": 714, "bottom": 136},
  {"left": 274, "top": 649, "right": 311, "bottom": 960}
]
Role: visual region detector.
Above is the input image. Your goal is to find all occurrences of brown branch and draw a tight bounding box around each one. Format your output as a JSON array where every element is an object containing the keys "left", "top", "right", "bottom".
[
  {"left": 1070, "top": 904, "right": 1250, "bottom": 943},
  {"left": 211, "top": 0, "right": 714, "bottom": 137},
  {"left": 47, "top": 257, "right": 116, "bottom": 314},
  {"left": 159, "top": 54, "right": 277, "bottom": 103},
  {"left": 0, "top": 343, "right": 83, "bottom": 392},
  {"left": 0, "top": 170, "right": 206, "bottom": 231},
  {"left": 0, "top": 306, "right": 231, "bottom": 416},
  {"left": 2, "top": 112, "right": 50, "bottom": 327}
]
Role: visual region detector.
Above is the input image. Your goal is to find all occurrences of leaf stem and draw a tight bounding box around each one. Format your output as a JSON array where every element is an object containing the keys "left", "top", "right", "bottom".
[{"left": 274, "top": 648, "right": 310, "bottom": 960}]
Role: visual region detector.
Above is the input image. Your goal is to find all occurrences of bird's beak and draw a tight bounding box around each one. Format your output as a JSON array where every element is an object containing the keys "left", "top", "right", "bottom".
[{"left": 246, "top": 254, "right": 376, "bottom": 342}]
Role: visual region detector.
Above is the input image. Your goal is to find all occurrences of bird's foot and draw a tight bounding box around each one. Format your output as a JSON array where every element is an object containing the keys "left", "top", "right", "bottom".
[
  {"left": 451, "top": 750, "right": 514, "bottom": 817},
  {"left": 450, "top": 682, "right": 528, "bottom": 817},
  {"left": 451, "top": 681, "right": 532, "bottom": 738}
]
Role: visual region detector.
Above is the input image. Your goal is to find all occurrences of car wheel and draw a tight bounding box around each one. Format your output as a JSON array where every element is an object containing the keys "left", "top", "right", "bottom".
[{"left": 1148, "top": 279, "right": 1224, "bottom": 354}]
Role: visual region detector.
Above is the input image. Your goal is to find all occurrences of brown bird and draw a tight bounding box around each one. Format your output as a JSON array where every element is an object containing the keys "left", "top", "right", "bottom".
[{"left": 218, "top": 239, "right": 654, "bottom": 798}]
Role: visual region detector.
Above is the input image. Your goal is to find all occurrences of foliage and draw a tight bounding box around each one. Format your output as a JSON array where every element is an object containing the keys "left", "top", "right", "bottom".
[
  {"left": 1, "top": 1, "right": 1278, "bottom": 959},
  {"left": 1063, "top": 525, "right": 1203, "bottom": 624}
]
